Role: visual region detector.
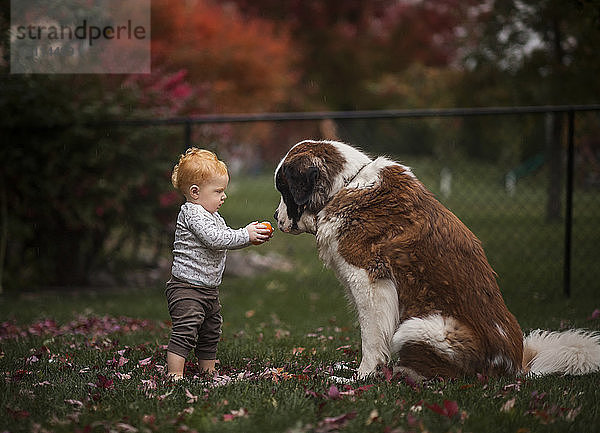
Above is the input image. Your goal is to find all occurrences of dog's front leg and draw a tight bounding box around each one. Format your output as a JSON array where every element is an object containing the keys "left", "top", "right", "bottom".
[
  {"left": 356, "top": 314, "right": 388, "bottom": 378},
  {"left": 351, "top": 279, "right": 400, "bottom": 379}
]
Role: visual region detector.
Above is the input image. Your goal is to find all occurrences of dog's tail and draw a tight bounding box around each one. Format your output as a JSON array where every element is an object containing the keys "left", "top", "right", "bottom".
[{"left": 522, "top": 329, "right": 600, "bottom": 375}]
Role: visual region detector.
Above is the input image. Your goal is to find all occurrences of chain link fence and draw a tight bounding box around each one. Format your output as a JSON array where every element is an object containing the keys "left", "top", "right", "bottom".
[
  {"left": 6, "top": 106, "right": 598, "bottom": 297},
  {"left": 110, "top": 106, "right": 598, "bottom": 302}
]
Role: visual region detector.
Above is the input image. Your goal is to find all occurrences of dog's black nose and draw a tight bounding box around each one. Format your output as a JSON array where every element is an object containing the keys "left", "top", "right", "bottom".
[{"left": 273, "top": 210, "right": 279, "bottom": 220}]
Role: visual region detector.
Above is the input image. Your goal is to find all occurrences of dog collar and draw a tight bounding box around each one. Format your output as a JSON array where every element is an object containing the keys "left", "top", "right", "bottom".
[{"left": 344, "top": 161, "right": 371, "bottom": 187}]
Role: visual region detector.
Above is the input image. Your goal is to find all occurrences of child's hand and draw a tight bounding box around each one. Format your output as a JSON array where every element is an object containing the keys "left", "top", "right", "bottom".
[{"left": 246, "top": 221, "right": 273, "bottom": 245}]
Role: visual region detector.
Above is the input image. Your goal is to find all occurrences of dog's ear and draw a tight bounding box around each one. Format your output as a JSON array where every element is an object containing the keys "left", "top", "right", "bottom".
[{"left": 285, "top": 165, "right": 318, "bottom": 206}]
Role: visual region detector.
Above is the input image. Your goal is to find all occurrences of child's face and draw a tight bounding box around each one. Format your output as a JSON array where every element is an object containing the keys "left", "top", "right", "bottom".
[{"left": 189, "top": 173, "right": 229, "bottom": 213}]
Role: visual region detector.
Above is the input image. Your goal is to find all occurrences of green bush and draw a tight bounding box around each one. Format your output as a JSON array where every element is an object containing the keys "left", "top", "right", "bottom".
[{"left": 0, "top": 75, "right": 189, "bottom": 289}]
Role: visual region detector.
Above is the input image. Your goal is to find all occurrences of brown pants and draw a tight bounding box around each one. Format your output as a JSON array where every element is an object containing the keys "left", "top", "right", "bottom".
[{"left": 165, "top": 280, "right": 222, "bottom": 360}]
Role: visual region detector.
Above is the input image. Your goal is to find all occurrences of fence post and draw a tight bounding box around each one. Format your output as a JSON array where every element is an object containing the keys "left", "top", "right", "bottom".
[
  {"left": 564, "top": 110, "right": 575, "bottom": 297},
  {"left": 184, "top": 120, "right": 192, "bottom": 149}
]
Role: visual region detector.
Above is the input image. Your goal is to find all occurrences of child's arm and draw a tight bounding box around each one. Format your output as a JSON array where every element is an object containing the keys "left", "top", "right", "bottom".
[
  {"left": 186, "top": 210, "right": 248, "bottom": 249},
  {"left": 184, "top": 207, "right": 270, "bottom": 249}
]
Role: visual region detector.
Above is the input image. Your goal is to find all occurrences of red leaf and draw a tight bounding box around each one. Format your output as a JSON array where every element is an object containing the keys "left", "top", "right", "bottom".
[
  {"left": 11, "top": 369, "right": 28, "bottom": 381},
  {"left": 426, "top": 402, "right": 446, "bottom": 416},
  {"left": 340, "top": 384, "right": 374, "bottom": 397},
  {"left": 444, "top": 400, "right": 459, "bottom": 417},
  {"left": 403, "top": 374, "right": 419, "bottom": 389},
  {"left": 327, "top": 385, "right": 341, "bottom": 400},
  {"left": 407, "top": 413, "right": 418, "bottom": 427},
  {"left": 96, "top": 374, "right": 114, "bottom": 390},
  {"left": 6, "top": 407, "right": 30, "bottom": 420},
  {"left": 425, "top": 400, "right": 459, "bottom": 418},
  {"left": 382, "top": 365, "right": 394, "bottom": 382},
  {"left": 223, "top": 408, "right": 248, "bottom": 421}
]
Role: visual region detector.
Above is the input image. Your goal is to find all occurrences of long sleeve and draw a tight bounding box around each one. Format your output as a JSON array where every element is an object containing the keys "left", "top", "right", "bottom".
[
  {"left": 183, "top": 203, "right": 250, "bottom": 250},
  {"left": 171, "top": 202, "right": 250, "bottom": 288}
]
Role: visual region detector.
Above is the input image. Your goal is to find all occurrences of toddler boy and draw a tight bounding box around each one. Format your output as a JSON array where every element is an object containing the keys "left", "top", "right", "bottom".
[{"left": 166, "top": 148, "right": 272, "bottom": 379}]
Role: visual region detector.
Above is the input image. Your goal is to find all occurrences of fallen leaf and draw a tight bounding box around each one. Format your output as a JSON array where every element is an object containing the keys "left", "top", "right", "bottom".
[
  {"left": 321, "top": 411, "right": 357, "bottom": 427},
  {"left": 340, "top": 384, "right": 374, "bottom": 397},
  {"left": 6, "top": 407, "right": 30, "bottom": 420},
  {"left": 142, "top": 414, "right": 156, "bottom": 426},
  {"left": 158, "top": 389, "right": 174, "bottom": 400},
  {"left": 426, "top": 400, "right": 459, "bottom": 418},
  {"left": 407, "top": 413, "right": 418, "bottom": 427},
  {"left": 223, "top": 407, "right": 248, "bottom": 421},
  {"left": 403, "top": 374, "right": 419, "bottom": 389},
  {"left": 501, "top": 398, "right": 516, "bottom": 412},
  {"left": 477, "top": 373, "right": 489, "bottom": 385},
  {"left": 138, "top": 356, "right": 153, "bottom": 366},
  {"left": 336, "top": 345, "right": 351, "bottom": 351},
  {"left": 95, "top": 374, "right": 114, "bottom": 390},
  {"left": 381, "top": 365, "right": 394, "bottom": 382},
  {"left": 185, "top": 388, "right": 198, "bottom": 403},
  {"left": 115, "top": 423, "right": 138, "bottom": 432},
  {"left": 275, "top": 328, "right": 290, "bottom": 339},
  {"left": 327, "top": 385, "right": 340, "bottom": 400},
  {"left": 365, "top": 409, "right": 379, "bottom": 425},
  {"left": 565, "top": 406, "right": 582, "bottom": 422}
]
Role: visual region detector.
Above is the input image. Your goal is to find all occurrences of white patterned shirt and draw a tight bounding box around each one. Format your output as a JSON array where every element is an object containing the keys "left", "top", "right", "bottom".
[{"left": 171, "top": 202, "right": 250, "bottom": 288}]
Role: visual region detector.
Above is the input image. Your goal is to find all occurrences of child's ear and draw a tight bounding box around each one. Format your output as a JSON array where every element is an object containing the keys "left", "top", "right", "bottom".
[{"left": 189, "top": 184, "right": 200, "bottom": 199}]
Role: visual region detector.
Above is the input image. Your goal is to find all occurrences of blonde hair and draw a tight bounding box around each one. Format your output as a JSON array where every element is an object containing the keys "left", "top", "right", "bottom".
[{"left": 171, "top": 148, "right": 228, "bottom": 194}]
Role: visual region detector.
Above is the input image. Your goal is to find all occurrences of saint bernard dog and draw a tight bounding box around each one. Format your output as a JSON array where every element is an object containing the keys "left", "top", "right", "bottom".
[{"left": 274, "top": 139, "right": 600, "bottom": 380}]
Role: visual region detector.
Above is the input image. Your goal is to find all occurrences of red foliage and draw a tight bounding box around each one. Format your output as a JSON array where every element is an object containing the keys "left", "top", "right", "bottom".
[
  {"left": 425, "top": 399, "right": 460, "bottom": 418},
  {"left": 150, "top": 0, "right": 298, "bottom": 113}
]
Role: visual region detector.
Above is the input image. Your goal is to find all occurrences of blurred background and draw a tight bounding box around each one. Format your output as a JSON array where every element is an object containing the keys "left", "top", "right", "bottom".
[{"left": 1, "top": 0, "right": 599, "bottom": 301}]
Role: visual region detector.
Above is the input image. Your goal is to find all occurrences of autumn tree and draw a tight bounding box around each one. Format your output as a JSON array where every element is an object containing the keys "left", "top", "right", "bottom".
[
  {"left": 150, "top": 0, "right": 299, "bottom": 114},
  {"left": 229, "top": 0, "right": 478, "bottom": 110}
]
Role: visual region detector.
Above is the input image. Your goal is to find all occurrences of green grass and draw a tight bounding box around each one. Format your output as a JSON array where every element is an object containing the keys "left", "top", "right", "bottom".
[{"left": 1, "top": 163, "right": 600, "bottom": 433}]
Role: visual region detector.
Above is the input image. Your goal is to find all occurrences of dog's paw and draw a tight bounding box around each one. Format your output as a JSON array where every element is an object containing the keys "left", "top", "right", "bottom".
[
  {"left": 356, "top": 365, "right": 377, "bottom": 380},
  {"left": 329, "top": 375, "right": 356, "bottom": 384}
]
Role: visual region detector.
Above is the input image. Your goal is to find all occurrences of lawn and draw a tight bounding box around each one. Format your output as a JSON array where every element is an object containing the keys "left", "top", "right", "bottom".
[{"left": 1, "top": 162, "right": 599, "bottom": 433}]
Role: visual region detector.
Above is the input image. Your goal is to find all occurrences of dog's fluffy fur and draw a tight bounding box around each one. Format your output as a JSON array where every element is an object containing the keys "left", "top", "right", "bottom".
[{"left": 274, "top": 140, "right": 600, "bottom": 379}]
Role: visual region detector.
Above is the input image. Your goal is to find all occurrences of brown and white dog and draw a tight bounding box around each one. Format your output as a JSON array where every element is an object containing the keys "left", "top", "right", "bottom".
[{"left": 274, "top": 140, "right": 600, "bottom": 379}]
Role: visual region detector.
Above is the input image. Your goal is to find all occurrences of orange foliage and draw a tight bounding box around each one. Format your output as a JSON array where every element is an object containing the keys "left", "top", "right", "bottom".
[{"left": 151, "top": 0, "right": 299, "bottom": 113}]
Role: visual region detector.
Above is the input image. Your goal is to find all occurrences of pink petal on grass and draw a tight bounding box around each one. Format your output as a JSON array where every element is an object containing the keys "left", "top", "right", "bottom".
[
  {"left": 64, "top": 399, "right": 84, "bottom": 408},
  {"left": 138, "top": 357, "right": 153, "bottom": 366},
  {"left": 223, "top": 408, "right": 248, "bottom": 421},
  {"left": 327, "top": 385, "right": 341, "bottom": 400},
  {"left": 185, "top": 388, "right": 198, "bottom": 403},
  {"left": 322, "top": 411, "right": 357, "bottom": 426}
]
